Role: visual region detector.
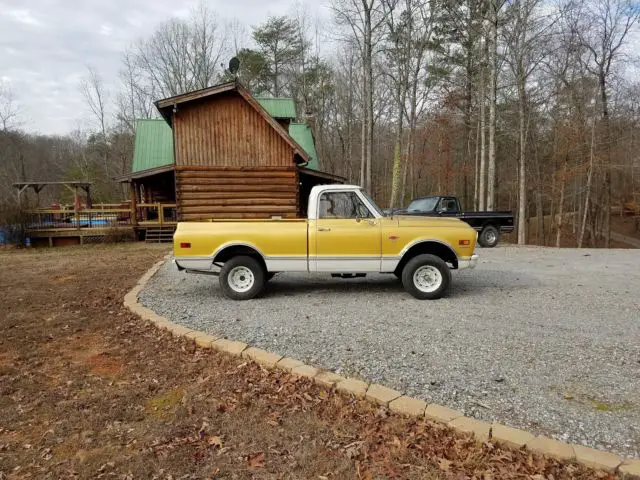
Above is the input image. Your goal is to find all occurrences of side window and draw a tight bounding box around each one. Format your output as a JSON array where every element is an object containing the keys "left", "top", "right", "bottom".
[
  {"left": 319, "top": 192, "right": 373, "bottom": 219},
  {"left": 438, "top": 198, "right": 458, "bottom": 213}
]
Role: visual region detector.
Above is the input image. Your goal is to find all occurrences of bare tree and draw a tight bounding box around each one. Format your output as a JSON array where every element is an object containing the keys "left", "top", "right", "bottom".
[
  {"left": 575, "top": 0, "right": 640, "bottom": 247},
  {"left": 478, "top": 33, "right": 488, "bottom": 211},
  {"left": 116, "top": 52, "right": 156, "bottom": 134},
  {"left": 129, "top": 6, "right": 228, "bottom": 98},
  {"left": 503, "top": 0, "right": 556, "bottom": 244},
  {"left": 190, "top": 4, "right": 228, "bottom": 90},
  {"left": 0, "top": 83, "right": 21, "bottom": 132},
  {"left": 486, "top": 0, "right": 504, "bottom": 211},
  {"left": 332, "top": 0, "right": 388, "bottom": 192},
  {"left": 80, "top": 67, "right": 108, "bottom": 138}
]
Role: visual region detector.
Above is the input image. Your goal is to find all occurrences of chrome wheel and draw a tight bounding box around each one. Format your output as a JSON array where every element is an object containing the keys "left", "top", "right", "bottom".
[
  {"left": 485, "top": 229, "right": 497, "bottom": 245},
  {"left": 228, "top": 266, "right": 255, "bottom": 293},
  {"left": 412, "top": 265, "right": 443, "bottom": 293}
]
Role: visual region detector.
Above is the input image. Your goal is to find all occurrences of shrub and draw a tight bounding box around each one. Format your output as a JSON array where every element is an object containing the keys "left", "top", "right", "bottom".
[
  {"left": 102, "top": 227, "right": 135, "bottom": 244},
  {"left": 0, "top": 203, "right": 29, "bottom": 247}
]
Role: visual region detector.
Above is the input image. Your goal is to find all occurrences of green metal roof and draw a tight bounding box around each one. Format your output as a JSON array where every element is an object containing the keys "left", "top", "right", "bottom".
[
  {"left": 132, "top": 110, "right": 321, "bottom": 174},
  {"left": 132, "top": 119, "right": 174, "bottom": 173},
  {"left": 289, "top": 123, "right": 318, "bottom": 170},
  {"left": 256, "top": 97, "right": 296, "bottom": 119}
]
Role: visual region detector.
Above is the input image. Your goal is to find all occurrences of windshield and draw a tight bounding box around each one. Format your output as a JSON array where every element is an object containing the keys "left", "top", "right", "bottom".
[
  {"left": 359, "top": 189, "right": 385, "bottom": 217},
  {"left": 407, "top": 197, "right": 438, "bottom": 212}
]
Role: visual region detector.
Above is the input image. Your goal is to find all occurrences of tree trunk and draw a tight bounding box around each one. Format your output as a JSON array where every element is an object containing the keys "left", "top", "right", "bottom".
[
  {"left": 556, "top": 156, "right": 567, "bottom": 247},
  {"left": 464, "top": 39, "right": 473, "bottom": 210},
  {"left": 487, "top": 1, "right": 498, "bottom": 211},
  {"left": 517, "top": 72, "right": 527, "bottom": 245},
  {"left": 389, "top": 77, "right": 405, "bottom": 208},
  {"left": 578, "top": 112, "right": 597, "bottom": 248},
  {"left": 535, "top": 157, "right": 544, "bottom": 245},
  {"left": 599, "top": 70, "right": 612, "bottom": 248},
  {"left": 364, "top": 6, "right": 374, "bottom": 193},
  {"left": 474, "top": 115, "right": 480, "bottom": 210},
  {"left": 479, "top": 60, "right": 487, "bottom": 211},
  {"left": 360, "top": 117, "right": 366, "bottom": 187}
]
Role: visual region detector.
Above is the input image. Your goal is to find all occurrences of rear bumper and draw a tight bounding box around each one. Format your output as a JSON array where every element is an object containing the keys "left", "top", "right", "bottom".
[
  {"left": 500, "top": 226, "right": 515, "bottom": 233},
  {"left": 458, "top": 254, "right": 478, "bottom": 269}
]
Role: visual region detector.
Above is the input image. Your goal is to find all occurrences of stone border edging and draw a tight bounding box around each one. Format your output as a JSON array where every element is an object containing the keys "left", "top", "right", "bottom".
[{"left": 124, "top": 256, "right": 640, "bottom": 478}]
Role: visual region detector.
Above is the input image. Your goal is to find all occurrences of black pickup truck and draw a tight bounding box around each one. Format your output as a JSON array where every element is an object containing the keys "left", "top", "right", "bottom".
[{"left": 387, "top": 196, "right": 514, "bottom": 247}]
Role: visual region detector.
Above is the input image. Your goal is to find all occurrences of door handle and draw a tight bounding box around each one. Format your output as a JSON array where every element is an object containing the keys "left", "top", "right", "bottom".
[{"left": 318, "top": 227, "right": 331, "bottom": 232}]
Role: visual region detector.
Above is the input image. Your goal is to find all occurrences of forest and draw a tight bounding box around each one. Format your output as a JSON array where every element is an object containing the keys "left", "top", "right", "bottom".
[{"left": 1, "top": 0, "right": 639, "bottom": 247}]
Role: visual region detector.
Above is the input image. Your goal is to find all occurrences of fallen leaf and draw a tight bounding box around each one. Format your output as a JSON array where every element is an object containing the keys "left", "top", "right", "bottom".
[
  {"left": 207, "top": 436, "right": 223, "bottom": 448},
  {"left": 248, "top": 451, "right": 265, "bottom": 468},
  {"left": 438, "top": 458, "right": 452, "bottom": 471}
]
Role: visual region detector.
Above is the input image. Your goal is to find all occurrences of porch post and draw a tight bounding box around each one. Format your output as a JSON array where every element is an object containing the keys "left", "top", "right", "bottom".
[{"left": 130, "top": 181, "right": 138, "bottom": 226}]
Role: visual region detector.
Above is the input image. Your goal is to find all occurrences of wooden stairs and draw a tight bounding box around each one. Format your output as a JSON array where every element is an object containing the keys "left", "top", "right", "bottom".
[{"left": 144, "top": 227, "right": 175, "bottom": 243}]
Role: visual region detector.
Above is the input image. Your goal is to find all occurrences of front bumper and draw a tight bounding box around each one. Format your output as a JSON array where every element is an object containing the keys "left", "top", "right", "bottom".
[{"left": 458, "top": 254, "right": 478, "bottom": 269}]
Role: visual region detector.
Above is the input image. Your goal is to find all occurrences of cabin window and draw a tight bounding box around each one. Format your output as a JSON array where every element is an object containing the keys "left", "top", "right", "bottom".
[{"left": 319, "top": 192, "right": 373, "bottom": 219}]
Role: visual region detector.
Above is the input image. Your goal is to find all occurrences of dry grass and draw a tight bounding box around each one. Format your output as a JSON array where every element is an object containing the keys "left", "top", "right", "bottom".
[{"left": 0, "top": 244, "right": 620, "bottom": 479}]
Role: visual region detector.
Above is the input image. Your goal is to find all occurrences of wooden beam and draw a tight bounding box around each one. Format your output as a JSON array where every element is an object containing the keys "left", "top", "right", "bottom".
[
  {"left": 177, "top": 177, "right": 294, "bottom": 186},
  {"left": 177, "top": 171, "right": 296, "bottom": 179},
  {"left": 180, "top": 198, "right": 297, "bottom": 207},
  {"left": 181, "top": 191, "right": 295, "bottom": 200},
  {"left": 175, "top": 165, "right": 296, "bottom": 172},
  {"left": 180, "top": 184, "right": 297, "bottom": 193}
]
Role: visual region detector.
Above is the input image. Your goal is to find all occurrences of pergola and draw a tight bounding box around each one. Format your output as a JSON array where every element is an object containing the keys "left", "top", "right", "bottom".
[{"left": 13, "top": 181, "right": 92, "bottom": 207}]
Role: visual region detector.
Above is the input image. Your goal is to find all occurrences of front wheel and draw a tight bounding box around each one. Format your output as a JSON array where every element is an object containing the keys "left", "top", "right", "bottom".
[
  {"left": 478, "top": 225, "right": 499, "bottom": 248},
  {"left": 219, "top": 256, "right": 266, "bottom": 300},
  {"left": 401, "top": 254, "right": 451, "bottom": 300}
]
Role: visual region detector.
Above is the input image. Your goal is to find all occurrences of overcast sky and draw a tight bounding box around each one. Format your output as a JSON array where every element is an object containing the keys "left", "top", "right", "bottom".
[{"left": 0, "top": 0, "right": 327, "bottom": 135}]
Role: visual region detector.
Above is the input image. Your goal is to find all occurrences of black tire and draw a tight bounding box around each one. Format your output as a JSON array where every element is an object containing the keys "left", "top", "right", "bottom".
[
  {"left": 219, "top": 256, "right": 266, "bottom": 300},
  {"left": 401, "top": 254, "right": 451, "bottom": 300},
  {"left": 478, "top": 225, "right": 500, "bottom": 248}
]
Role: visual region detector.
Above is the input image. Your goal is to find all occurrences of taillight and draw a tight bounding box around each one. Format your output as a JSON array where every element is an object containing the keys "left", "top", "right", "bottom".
[{"left": 180, "top": 242, "right": 191, "bottom": 248}]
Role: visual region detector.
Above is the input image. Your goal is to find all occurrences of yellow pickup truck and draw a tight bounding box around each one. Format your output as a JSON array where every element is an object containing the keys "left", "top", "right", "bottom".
[{"left": 174, "top": 184, "right": 478, "bottom": 300}]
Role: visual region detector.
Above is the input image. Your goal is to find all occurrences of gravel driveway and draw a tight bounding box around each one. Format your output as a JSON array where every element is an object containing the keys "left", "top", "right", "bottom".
[{"left": 139, "top": 247, "right": 640, "bottom": 458}]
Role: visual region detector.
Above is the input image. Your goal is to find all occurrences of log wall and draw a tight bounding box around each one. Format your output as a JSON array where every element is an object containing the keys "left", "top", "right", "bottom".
[
  {"left": 176, "top": 166, "right": 299, "bottom": 220},
  {"left": 173, "top": 92, "right": 295, "bottom": 168}
]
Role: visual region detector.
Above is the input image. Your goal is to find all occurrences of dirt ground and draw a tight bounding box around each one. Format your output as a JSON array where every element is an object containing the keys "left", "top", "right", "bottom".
[{"left": 0, "top": 244, "right": 620, "bottom": 479}]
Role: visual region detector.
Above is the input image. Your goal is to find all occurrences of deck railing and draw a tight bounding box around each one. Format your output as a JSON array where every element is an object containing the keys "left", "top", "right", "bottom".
[
  {"left": 136, "top": 203, "right": 177, "bottom": 225},
  {"left": 25, "top": 203, "right": 177, "bottom": 231},
  {"left": 25, "top": 208, "right": 134, "bottom": 230}
]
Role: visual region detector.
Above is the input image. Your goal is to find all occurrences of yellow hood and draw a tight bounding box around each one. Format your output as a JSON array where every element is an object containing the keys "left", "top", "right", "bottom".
[{"left": 384, "top": 215, "right": 469, "bottom": 228}]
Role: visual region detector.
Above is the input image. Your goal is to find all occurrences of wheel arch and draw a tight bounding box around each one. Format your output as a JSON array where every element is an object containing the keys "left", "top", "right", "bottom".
[
  {"left": 395, "top": 240, "right": 458, "bottom": 274},
  {"left": 213, "top": 243, "right": 268, "bottom": 271},
  {"left": 481, "top": 221, "right": 498, "bottom": 231}
]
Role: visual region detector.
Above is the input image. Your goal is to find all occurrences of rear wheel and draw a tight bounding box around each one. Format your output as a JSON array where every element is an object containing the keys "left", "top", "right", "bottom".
[
  {"left": 219, "top": 256, "right": 266, "bottom": 300},
  {"left": 478, "top": 225, "right": 499, "bottom": 248},
  {"left": 401, "top": 254, "right": 451, "bottom": 300}
]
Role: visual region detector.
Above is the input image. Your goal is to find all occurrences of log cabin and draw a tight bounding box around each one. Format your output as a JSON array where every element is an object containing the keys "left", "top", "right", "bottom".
[{"left": 118, "top": 80, "right": 344, "bottom": 241}]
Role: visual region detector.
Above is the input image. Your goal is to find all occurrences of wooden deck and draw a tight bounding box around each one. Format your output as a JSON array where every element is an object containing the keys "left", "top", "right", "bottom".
[{"left": 25, "top": 203, "right": 177, "bottom": 245}]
